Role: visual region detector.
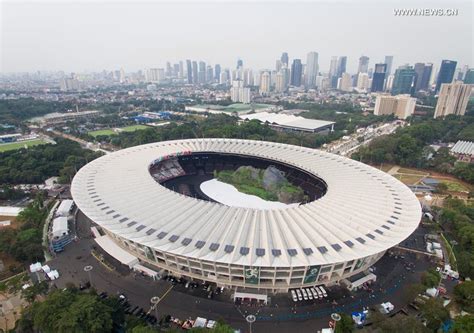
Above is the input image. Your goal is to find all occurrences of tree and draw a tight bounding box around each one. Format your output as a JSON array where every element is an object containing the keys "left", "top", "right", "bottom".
[
  {"left": 420, "top": 298, "right": 449, "bottom": 331},
  {"left": 402, "top": 283, "right": 425, "bottom": 303},
  {"left": 421, "top": 269, "right": 441, "bottom": 288},
  {"left": 451, "top": 315, "right": 474, "bottom": 333},
  {"left": 453, "top": 281, "right": 474, "bottom": 312},
  {"left": 373, "top": 314, "right": 430, "bottom": 333},
  {"left": 335, "top": 313, "right": 354, "bottom": 333}
]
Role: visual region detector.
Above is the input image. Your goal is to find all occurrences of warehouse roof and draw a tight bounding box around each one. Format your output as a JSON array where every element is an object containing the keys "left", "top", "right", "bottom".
[
  {"left": 71, "top": 139, "right": 421, "bottom": 267},
  {"left": 451, "top": 140, "right": 474, "bottom": 156}
]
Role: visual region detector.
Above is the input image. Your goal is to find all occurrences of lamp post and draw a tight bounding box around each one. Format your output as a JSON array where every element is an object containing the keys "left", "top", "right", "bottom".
[
  {"left": 150, "top": 296, "right": 160, "bottom": 321},
  {"left": 245, "top": 314, "right": 256, "bottom": 333},
  {"left": 331, "top": 313, "right": 341, "bottom": 332},
  {"left": 84, "top": 265, "right": 93, "bottom": 286}
]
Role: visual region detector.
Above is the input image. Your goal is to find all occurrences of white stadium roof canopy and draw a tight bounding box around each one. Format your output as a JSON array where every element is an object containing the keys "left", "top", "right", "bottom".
[{"left": 71, "top": 139, "right": 421, "bottom": 267}]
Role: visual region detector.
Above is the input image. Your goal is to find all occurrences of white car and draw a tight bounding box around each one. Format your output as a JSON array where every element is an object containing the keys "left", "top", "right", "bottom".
[
  {"left": 301, "top": 288, "right": 309, "bottom": 300},
  {"left": 305, "top": 288, "right": 313, "bottom": 300},
  {"left": 296, "top": 289, "right": 303, "bottom": 301},
  {"left": 315, "top": 286, "right": 323, "bottom": 298},
  {"left": 319, "top": 286, "right": 328, "bottom": 297},
  {"left": 290, "top": 290, "right": 298, "bottom": 302},
  {"left": 310, "top": 287, "right": 319, "bottom": 299}
]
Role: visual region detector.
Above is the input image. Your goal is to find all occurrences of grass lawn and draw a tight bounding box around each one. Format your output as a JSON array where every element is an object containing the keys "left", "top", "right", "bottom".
[
  {"left": 0, "top": 139, "right": 48, "bottom": 152},
  {"left": 89, "top": 125, "right": 149, "bottom": 137},
  {"left": 395, "top": 174, "right": 423, "bottom": 185},
  {"left": 441, "top": 179, "right": 469, "bottom": 192},
  {"left": 397, "top": 167, "right": 428, "bottom": 175}
]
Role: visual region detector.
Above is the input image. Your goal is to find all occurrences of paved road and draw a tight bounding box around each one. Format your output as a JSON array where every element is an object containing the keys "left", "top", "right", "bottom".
[{"left": 47, "top": 212, "right": 436, "bottom": 333}]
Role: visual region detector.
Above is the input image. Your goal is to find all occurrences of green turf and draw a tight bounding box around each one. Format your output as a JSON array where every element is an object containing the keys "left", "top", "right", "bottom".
[
  {"left": 88, "top": 125, "right": 149, "bottom": 137},
  {"left": 0, "top": 139, "right": 49, "bottom": 152},
  {"left": 441, "top": 180, "right": 469, "bottom": 192}
]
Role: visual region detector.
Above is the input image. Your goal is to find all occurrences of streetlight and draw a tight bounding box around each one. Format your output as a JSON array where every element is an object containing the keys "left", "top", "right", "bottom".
[
  {"left": 84, "top": 265, "right": 93, "bottom": 286},
  {"left": 150, "top": 296, "right": 160, "bottom": 321},
  {"left": 331, "top": 313, "right": 341, "bottom": 332},
  {"left": 245, "top": 314, "right": 256, "bottom": 333}
]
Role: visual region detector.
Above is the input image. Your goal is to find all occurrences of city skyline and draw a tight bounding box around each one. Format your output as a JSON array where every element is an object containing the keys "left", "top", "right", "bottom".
[{"left": 1, "top": 1, "right": 472, "bottom": 73}]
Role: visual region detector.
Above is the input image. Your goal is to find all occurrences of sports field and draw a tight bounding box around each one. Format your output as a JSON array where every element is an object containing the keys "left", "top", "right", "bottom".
[
  {"left": 0, "top": 139, "right": 49, "bottom": 152},
  {"left": 88, "top": 125, "right": 149, "bottom": 137}
]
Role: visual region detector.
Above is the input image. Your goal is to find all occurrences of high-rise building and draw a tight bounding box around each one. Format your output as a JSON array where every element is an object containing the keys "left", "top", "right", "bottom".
[
  {"left": 219, "top": 70, "right": 229, "bottom": 85},
  {"left": 206, "top": 66, "right": 214, "bottom": 83},
  {"left": 146, "top": 68, "right": 160, "bottom": 83},
  {"left": 275, "top": 72, "right": 286, "bottom": 93},
  {"left": 434, "top": 82, "right": 473, "bottom": 118},
  {"left": 435, "top": 60, "right": 457, "bottom": 92},
  {"left": 305, "top": 52, "right": 319, "bottom": 88},
  {"left": 186, "top": 60, "right": 193, "bottom": 84},
  {"left": 259, "top": 71, "right": 271, "bottom": 95},
  {"left": 339, "top": 73, "right": 352, "bottom": 92},
  {"left": 336, "top": 56, "right": 347, "bottom": 78},
  {"left": 275, "top": 60, "right": 282, "bottom": 72},
  {"left": 356, "top": 72, "right": 370, "bottom": 91},
  {"left": 179, "top": 61, "right": 184, "bottom": 79},
  {"left": 464, "top": 69, "right": 474, "bottom": 84},
  {"left": 413, "top": 63, "right": 433, "bottom": 92},
  {"left": 281, "top": 52, "right": 289, "bottom": 66},
  {"left": 374, "top": 94, "right": 416, "bottom": 120},
  {"left": 371, "top": 63, "right": 387, "bottom": 92},
  {"left": 384, "top": 56, "right": 394, "bottom": 75},
  {"left": 391, "top": 66, "right": 416, "bottom": 95},
  {"left": 230, "top": 80, "right": 251, "bottom": 104},
  {"left": 329, "top": 56, "right": 338, "bottom": 88},
  {"left": 290, "top": 59, "right": 303, "bottom": 87},
  {"left": 237, "top": 59, "right": 243, "bottom": 69},
  {"left": 192, "top": 61, "right": 198, "bottom": 84},
  {"left": 243, "top": 69, "right": 254, "bottom": 86},
  {"left": 214, "top": 64, "right": 221, "bottom": 82},
  {"left": 358, "top": 56, "right": 369, "bottom": 73},
  {"left": 198, "top": 61, "right": 206, "bottom": 84}
]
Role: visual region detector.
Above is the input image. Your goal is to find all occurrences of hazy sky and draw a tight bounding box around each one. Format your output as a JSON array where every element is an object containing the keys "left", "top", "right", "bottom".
[{"left": 1, "top": 0, "right": 472, "bottom": 73}]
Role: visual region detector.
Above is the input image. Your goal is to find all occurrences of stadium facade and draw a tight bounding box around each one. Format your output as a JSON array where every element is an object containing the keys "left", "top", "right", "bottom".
[{"left": 71, "top": 139, "right": 421, "bottom": 292}]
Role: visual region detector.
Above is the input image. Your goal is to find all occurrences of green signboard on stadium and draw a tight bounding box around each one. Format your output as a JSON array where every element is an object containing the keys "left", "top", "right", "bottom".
[
  {"left": 244, "top": 266, "right": 260, "bottom": 284},
  {"left": 303, "top": 265, "right": 321, "bottom": 284}
]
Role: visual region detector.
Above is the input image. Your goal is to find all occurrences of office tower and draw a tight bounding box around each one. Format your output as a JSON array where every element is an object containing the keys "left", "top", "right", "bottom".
[
  {"left": 275, "top": 60, "right": 282, "bottom": 72},
  {"left": 198, "top": 61, "right": 206, "bottom": 84},
  {"left": 259, "top": 71, "right": 271, "bottom": 95},
  {"left": 374, "top": 94, "right": 416, "bottom": 120},
  {"left": 281, "top": 52, "right": 289, "bottom": 66},
  {"left": 385, "top": 75, "right": 395, "bottom": 91},
  {"left": 391, "top": 66, "right": 416, "bottom": 95},
  {"left": 186, "top": 60, "right": 193, "bottom": 84},
  {"left": 173, "top": 64, "right": 180, "bottom": 78},
  {"left": 275, "top": 72, "right": 285, "bottom": 93},
  {"left": 192, "top": 61, "right": 198, "bottom": 84},
  {"left": 413, "top": 63, "right": 433, "bottom": 92},
  {"left": 464, "top": 69, "right": 474, "bottom": 84},
  {"left": 336, "top": 56, "right": 347, "bottom": 78},
  {"left": 219, "top": 70, "right": 229, "bottom": 85},
  {"left": 243, "top": 69, "right": 254, "bottom": 86},
  {"left": 339, "top": 73, "right": 352, "bottom": 92},
  {"left": 358, "top": 56, "right": 369, "bottom": 73},
  {"left": 384, "top": 56, "right": 394, "bottom": 75},
  {"left": 237, "top": 59, "right": 243, "bottom": 69},
  {"left": 230, "top": 80, "right": 251, "bottom": 103},
  {"left": 434, "top": 82, "right": 473, "bottom": 118},
  {"left": 371, "top": 63, "right": 387, "bottom": 92},
  {"left": 435, "top": 60, "right": 457, "bottom": 92},
  {"left": 166, "top": 62, "right": 172, "bottom": 77},
  {"left": 290, "top": 59, "right": 303, "bottom": 87},
  {"left": 329, "top": 56, "right": 338, "bottom": 88},
  {"left": 305, "top": 52, "right": 319, "bottom": 88},
  {"left": 214, "top": 64, "right": 221, "bottom": 82},
  {"left": 356, "top": 72, "right": 369, "bottom": 91},
  {"left": 179, "top": 61, "right": 184, "bottom": 79},
  {"left": 206, "top": 66, "right": 213, "bottom": 83}
]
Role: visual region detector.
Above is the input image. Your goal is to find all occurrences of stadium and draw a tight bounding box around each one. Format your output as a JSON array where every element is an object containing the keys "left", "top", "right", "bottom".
[{"left": 71, "top": 138, "right": 421, "bottom": 293}]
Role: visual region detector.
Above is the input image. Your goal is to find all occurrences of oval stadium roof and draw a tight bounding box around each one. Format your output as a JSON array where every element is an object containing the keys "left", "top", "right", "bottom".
[{"left": 71, "top": 139, "right": 421, "bottom": 267}]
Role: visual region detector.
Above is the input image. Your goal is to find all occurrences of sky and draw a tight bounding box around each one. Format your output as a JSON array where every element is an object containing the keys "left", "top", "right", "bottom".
[{"left": 1, "top": 0, "right": 472, "bottom": 73}]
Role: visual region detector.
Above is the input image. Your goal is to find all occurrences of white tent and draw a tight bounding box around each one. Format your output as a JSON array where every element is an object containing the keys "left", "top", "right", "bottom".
[
  {"left": 192, "top": 317, "right": 207, "bottom": 328},
  {"left": 42, "top": 265, "right": 51, "bottom": 273},
  {"left": 52, "top": 217, "right": 69, "bottom": 238},
  {"left": 95, "top": 235, "right": 139, "bottom": 268},
  {"left": 56, "top": 200, "right": 74, "bottom": 217},
  {"left": 29, "top": 262, "right": 42, "bottom": 273},
  {"left": 47, "top": 270, "right": 59, "bottom": 280}
]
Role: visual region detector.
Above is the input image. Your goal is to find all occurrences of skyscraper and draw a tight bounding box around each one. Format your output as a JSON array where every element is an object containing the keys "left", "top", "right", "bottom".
[
  {"left": 358, "top": 56, "right": 370, "bottom": 73},
  {"left": 198, "top": 61, "right": 206, "bottom": 84},
  {"left": 413, "top": 63, "right": 433, "bottom": 92},
  {"left": 281, "top": 52, "right": 289, "bottom": 67},
  {"left": 214, "top": 64, "right": 221, "bottom": 82},
  {"left": 179, "top": 61, "right": 184, "bottom": 79},
  {"left": 186, "top": 60, "right": 193, "bottom": 84},
  {"left": 391, "top": 66, "right": 416, "bottom": 95},
  {"left": 339, "top": 73, "right": 353, "bottom": 92},
  {"left": 329, "top": 56, "right": 338, "bottom": 88},
  {"left": 305, "top": 52, "right": 319, "bottom": 88},
  {"left": 384, "top": 56, "right": 394, "bottom": 75},
  {"left": 434, "top": 82, "right": 473, "bottom": 118},
  {"left": 275, "top": 72, "right": 286, "bottom": 93},
  {"left": 464, "top": 69, "right": 474, "bottom": 84},
  {"left": 230, "top": 80, "right": 251, "bottom": 104},
  {"left": 290, "top": 59, "right": 303, "bottom": 87},
  {"left": 259, "top": 71, "right": 271, "bottom": 95},
  {"left": 206, "top": 66, "right": 214, "bottom": 83},
  {"left": 237, "top": 59, "right": 243, "bottom": 69},
  {"left": 435, "top": 60, "right": 457, "bottom": 92},
  {"left": 336, "top": 56, "right": 347, "bottom": 78},
  {"left": 192, "top": 61, "right": 198, "bottom": 84},
  {"left": 371, "top": 63, "right": 387, "bottom": 92}
]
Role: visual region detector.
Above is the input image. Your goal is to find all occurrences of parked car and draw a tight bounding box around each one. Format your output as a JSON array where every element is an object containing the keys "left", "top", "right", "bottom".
[{"left": 290, "top": 290, "right": 298, "bottom": 302}]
